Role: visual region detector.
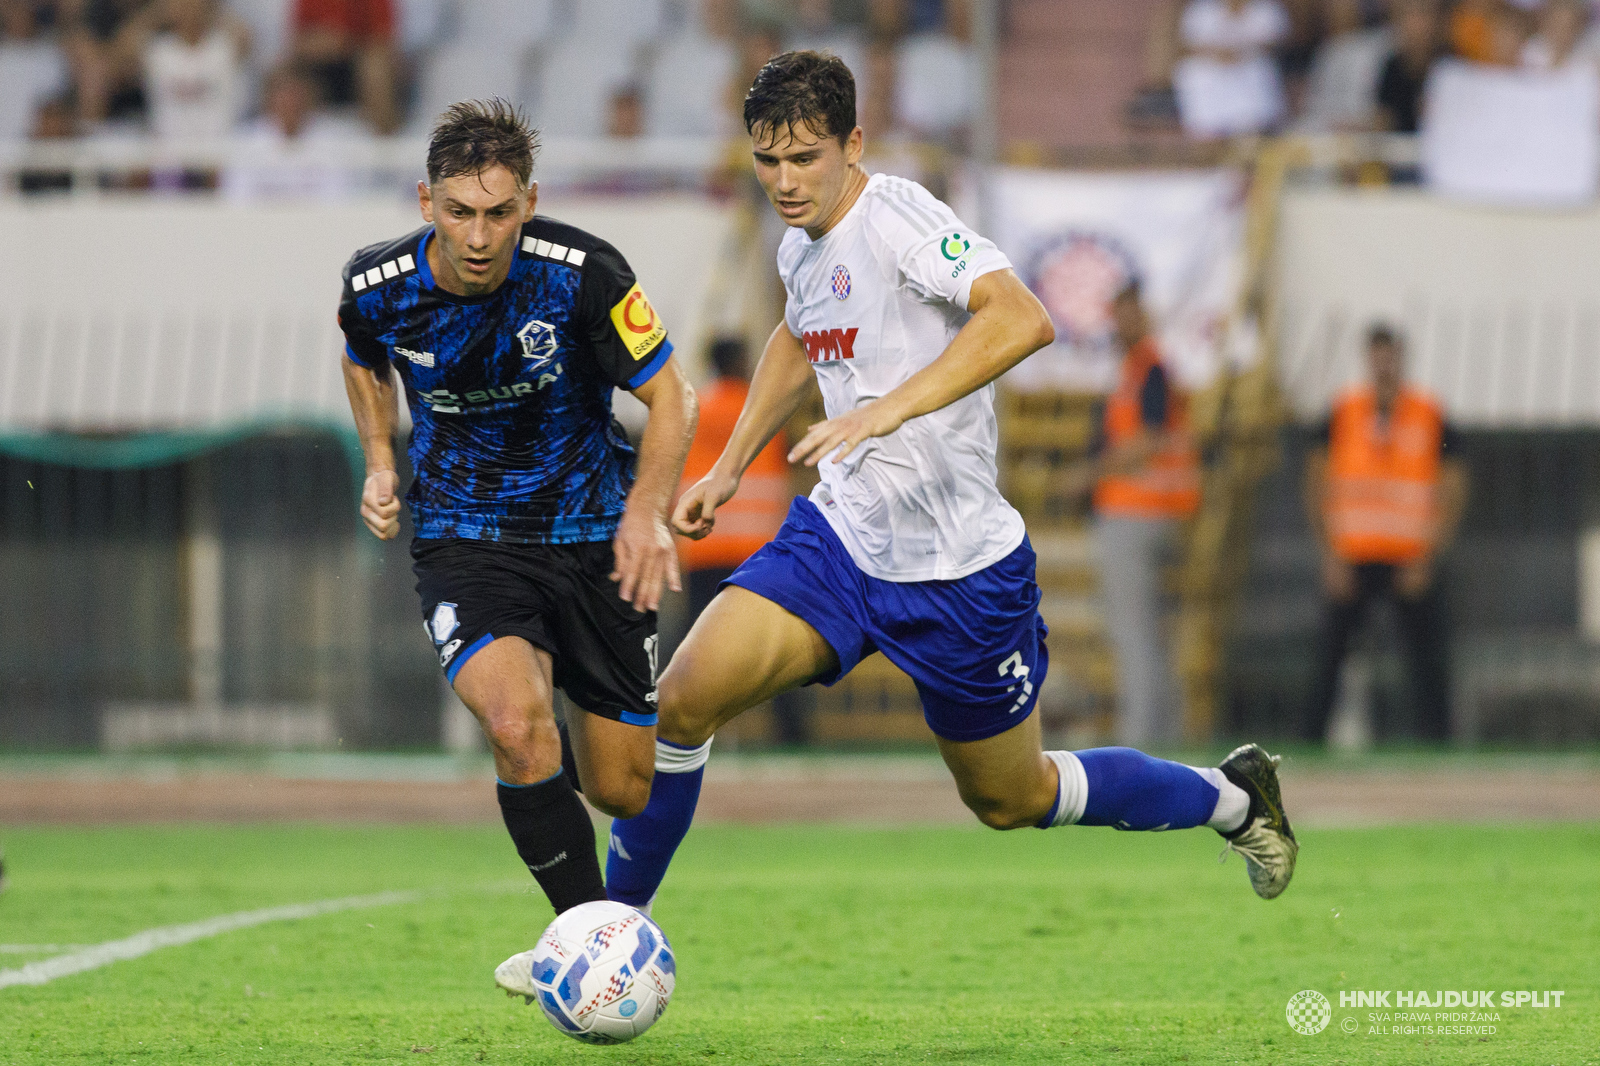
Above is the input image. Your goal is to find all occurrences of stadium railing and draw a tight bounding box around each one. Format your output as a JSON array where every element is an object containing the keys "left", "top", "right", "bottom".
[{"left": 0, "top": 136, "right": 730, "bottom": 199}]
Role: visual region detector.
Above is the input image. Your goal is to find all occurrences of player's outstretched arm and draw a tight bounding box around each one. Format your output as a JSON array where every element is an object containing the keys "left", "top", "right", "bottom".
[
  {"left": 341, "top": 355, "right": 403, "bottom": 540},
  {"left": 615, "top": 355, "right": 698, "bottom": 612},
  {"left": 674, "top": 323, "right": 814, "bottom": 540},
  {"left": 789, "top": 269, "right": 1055, "bottom": 467}
]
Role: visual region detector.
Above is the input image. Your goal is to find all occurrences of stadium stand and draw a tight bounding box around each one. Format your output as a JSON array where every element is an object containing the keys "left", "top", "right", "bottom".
[
  {"left": 523, "top": 37, "right": 640, "bottom": 138},
  {"left": 406, "top": 41, "right": 527, "bottom": 135},
  {"left": 4, "top": 0, "right": 1600, "bottom": 751}
]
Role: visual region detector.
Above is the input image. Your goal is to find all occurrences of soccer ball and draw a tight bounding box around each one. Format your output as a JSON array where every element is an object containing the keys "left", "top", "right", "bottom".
[{"left": 527, "top": 900, "right": 675, "bottom": 1044}]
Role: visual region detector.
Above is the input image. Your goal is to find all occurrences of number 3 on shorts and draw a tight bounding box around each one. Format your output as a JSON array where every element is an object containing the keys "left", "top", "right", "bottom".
[{"left": 998, "top": 650, "right": 1033, "bottom": 714}]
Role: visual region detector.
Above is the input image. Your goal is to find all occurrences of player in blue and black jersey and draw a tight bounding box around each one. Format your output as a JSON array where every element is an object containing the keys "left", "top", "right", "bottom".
[{"left": 339, "top": 101, "right": 697, "bottom": 938}]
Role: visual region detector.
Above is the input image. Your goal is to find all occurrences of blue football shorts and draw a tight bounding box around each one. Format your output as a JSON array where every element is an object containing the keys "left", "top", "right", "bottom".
[{"left": 723, "top": 497, "right": 1049, "bottom": 743}]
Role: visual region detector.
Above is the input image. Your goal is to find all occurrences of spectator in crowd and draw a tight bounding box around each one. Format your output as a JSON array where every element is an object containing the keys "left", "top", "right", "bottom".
[
  {"left": 1275, "top": 0, "right": 1324, "bottom": 107},
  {"left": 0, "top": 0, "right": 69, "bottom": 141},
  {"left": 1448, "top": 0, "right": 1500, "bottom": 62},
  {"left": 674, "top": 337, "right": 808, "bottom": 744},
  {"left": 736, "top": 22, "right": 785, "bottom": 107},
  {"left": 1173, "top": 0, "right": 1291, "bottom": 138},
  {"left": 19, "top": 92, "right": 76, "bottom": 192},
  {"left": 62, "top": 0, "right": 152, "bottom": 125},
  {"left": 1298, "top": 0, "right": 1391, "bottom": 131},
  {"left": 905, "top": 0, "right": 946, "bottom": 33},
  {"left": 1483, "top": 2, "right": 1531, "bottom": 65},
  {"left": 645, "top": 0, "right": 740, "bottom": 138},
  {"left": 1522, "top": 0, "right": 1596, "bottom": 69},
  {"left": 740, "top": 0, "right": 796, "bottom": 28},
  {"left": 894, "top": 0, "right": 974, "bottom": 142},
  {"left": 1066, "top": 283, "right": 1202, "bottom": 746},
  {"left": 1127, "top": 0, "right": 1184, "bottom": 126},
  {"left": 606, "top": 83, "right": 644, "bottom": 139},
  {"left": 221, "top": 60, "right": 369, "bottom": 201},
  {"left": 1375, "top": 0, "right": 1441, "bottom": 132},
  {"left": 1301, "top": 324, "right": 1468, "bottom": 745},
  {"left": 860, "top": 33, "right": 898, "bottom": 136},
  {"left": 290, "top": 0, "right": 396, "bottom": 133},
  {"left": 131, "top": 0, "right": 248, "bottom": 142}
]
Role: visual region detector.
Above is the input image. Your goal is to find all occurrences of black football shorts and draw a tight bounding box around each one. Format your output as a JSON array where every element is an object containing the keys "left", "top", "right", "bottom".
[{"left": 411, "top": 538, "right": 659, "bottom": 726}]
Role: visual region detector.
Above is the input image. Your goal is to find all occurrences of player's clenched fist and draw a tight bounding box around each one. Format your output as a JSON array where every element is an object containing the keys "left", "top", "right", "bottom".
[
  {"left": 671, "top": 468, "right": 740, "bottom": 540},
  {"left": 361, "top": 469, "right": 402, "bottom": 540}
]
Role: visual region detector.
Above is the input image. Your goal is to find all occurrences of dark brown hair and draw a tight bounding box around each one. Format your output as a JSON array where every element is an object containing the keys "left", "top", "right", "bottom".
[
  {"left": 743, "top": 50, "right": 856, "bottom": 145},
  {"left": 426, "top": 98, "right": 539, "bottom": 187}
]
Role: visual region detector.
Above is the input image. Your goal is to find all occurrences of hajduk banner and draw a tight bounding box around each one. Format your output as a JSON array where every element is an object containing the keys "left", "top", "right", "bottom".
[{"left": 987, "top": 168, "right": 1247, "bottom": 393}]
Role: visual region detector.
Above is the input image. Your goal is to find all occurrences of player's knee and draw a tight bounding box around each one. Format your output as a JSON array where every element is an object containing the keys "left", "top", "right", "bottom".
[
  {"left": 654, "top": 666, "right": 717, "bottom": 748},
  {"left": 961, "top": 791, "right": 1042, "bottom": 831},
  {"left": 477, "top": 699, "right": 557, "bottom": 762},
  {"left": 971, "top": 806, "right": 1036, "bottom": 832},
  {"left": 478, "top": 702, "right": 533, "bottom": 748},
  {"left": 584, "top": 769, "right": 652, "bottom": 820}
]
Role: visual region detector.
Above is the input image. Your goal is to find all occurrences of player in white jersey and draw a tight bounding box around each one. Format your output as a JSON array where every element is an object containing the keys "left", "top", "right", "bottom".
[
  {"left": 777, "top": 168, "right": 1024, "bottom": 582},
  {"left": 598, "top": 51, "right": 1297, "bottom": 918}
]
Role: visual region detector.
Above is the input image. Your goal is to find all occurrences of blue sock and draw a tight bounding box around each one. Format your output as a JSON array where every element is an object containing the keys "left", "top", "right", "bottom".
[
  {"left": 606, "top": 738, "right": 710, "bottom": 908},
  {"left": 1074, "top": 747, "right": 1219, "bottom": 831}
]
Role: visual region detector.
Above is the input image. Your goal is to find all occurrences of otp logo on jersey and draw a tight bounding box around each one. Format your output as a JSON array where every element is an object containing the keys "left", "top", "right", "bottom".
[
  {"left": 609, "top": 283, "right": 667, "bottom": 360},
  {"left": 802, "top": 328, "right": 858, "bottom": 363}
]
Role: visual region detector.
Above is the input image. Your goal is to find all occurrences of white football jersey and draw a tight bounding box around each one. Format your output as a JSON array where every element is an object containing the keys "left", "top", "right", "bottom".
[{"left": 778, "top": 172, "right": 1026, "bottom": 582}]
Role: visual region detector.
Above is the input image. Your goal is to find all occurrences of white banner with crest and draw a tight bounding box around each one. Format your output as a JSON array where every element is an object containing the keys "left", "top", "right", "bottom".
[{"left": 987, "top": 168, "right": 1247, "bottom": 393}]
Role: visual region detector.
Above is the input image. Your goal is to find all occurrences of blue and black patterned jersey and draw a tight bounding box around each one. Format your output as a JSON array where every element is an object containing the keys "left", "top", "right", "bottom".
[{"left": 338, "top": 216, "right": 672, "bottom": 544}]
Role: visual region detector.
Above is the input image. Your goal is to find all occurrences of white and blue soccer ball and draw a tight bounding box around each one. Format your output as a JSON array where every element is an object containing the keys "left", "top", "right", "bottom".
[{"left": 527, "top": 900, "right": 675, "bottom": 1044}]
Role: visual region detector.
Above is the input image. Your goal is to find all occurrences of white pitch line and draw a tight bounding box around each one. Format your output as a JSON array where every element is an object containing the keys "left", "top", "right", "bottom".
[{"left": 0, "top": 889, "right": 420, "bottom": 990}]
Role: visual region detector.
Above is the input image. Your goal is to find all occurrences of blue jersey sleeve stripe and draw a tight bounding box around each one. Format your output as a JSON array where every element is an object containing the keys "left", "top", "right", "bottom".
[
  {"left": 625, "top": 339, "right": 674, "bottom": 390},
  {"left": 344, "top": 341, "right": 382, "bottom": 368}
]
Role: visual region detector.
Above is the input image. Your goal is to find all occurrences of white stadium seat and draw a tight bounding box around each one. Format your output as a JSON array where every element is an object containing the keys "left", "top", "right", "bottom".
[
  {"left": 644, "top": 32, "right": 737, "bottom": 138},
  {"left": 567, "top": 0, "right": 665, "bottom": 45},
  {"left": 452, "top": 0, "right": 556, "bottom": 53},
  {"left": 408, "top": 42, "right": 530, "bottom": 134},
  {"left": 522, "top": 42, "right": 637, "bottom": 138},
  {"left": 895, "top": 33, "right": 975, "bottom": 138}
]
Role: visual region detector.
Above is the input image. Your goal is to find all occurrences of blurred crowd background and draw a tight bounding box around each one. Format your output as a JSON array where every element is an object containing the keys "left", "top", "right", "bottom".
[
  {"left": 3, "top": 0, "right": 1597, "bottom": 187},
  {"left": 1135, "top": 0, "right": 1597, "bottom": 138},
  {"left": 2, "top": 0, "right": 1599, "bottom": 759},
  {"left": 0, "top": 0, "right": 984, "bottom": 193}
]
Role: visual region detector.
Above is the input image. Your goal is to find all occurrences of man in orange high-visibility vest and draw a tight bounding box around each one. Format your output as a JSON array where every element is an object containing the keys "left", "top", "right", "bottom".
[
  {"left": 674, "top": 337, "right": 806, "bottom": 742},
  {"left": 1302, "top": 324, "right": 1468, "bottom": 743},
  {"left": 1068, "top": 282, "right": 1202, "bottom": 745}
]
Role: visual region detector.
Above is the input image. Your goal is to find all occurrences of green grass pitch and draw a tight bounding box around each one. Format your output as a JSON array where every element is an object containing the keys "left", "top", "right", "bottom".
[{"left": 1, "top": 822, "right": 1596, "bottom": 1064}]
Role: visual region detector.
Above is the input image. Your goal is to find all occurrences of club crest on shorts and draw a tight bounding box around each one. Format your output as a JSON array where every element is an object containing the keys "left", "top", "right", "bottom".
[
  {"left": 430, "top": 602, "right": 460, "bottom": 644},
  {"left": 831, "top": 264, "right": 851, "bottom": 300}
]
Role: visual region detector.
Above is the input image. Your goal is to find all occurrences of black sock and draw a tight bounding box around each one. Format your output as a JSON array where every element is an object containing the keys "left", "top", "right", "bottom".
[
  {"left": 497, "top": 771, "right": 607, "bottom": 915},
  {"left": 558, "top": 720, "right": 582, "bottom": 793}
]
